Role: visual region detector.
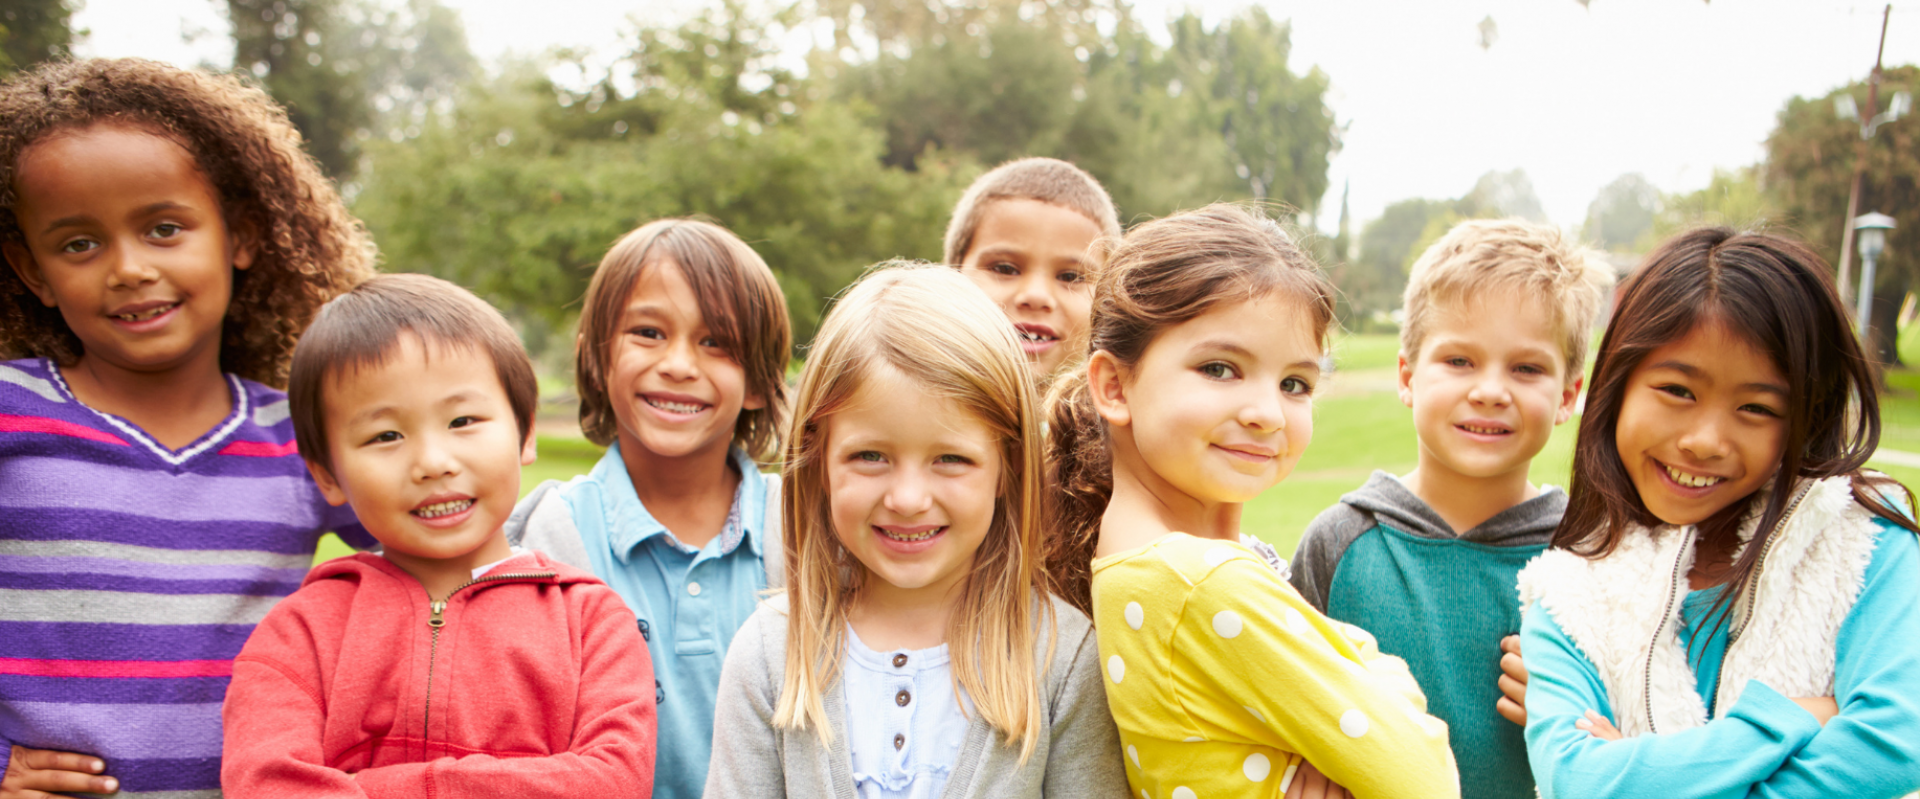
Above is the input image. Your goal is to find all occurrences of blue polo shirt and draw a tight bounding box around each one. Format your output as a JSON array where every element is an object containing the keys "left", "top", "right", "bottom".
[{"left": 556, "top": 441, "right": 773, "bottom": 799}]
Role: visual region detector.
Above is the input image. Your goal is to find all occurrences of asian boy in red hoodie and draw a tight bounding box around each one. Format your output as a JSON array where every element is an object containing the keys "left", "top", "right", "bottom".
[{"left": 220, "top": 274, "right": 656, "bottom": 797}]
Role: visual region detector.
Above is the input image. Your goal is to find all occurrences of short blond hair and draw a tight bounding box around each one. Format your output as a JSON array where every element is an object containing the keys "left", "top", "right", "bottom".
[
  {"left": 1400, "top": 219, "right": 1614, "bottom": 378},
  {"left": 942, "top": 157, "right": 1121, "bottom": 265}
]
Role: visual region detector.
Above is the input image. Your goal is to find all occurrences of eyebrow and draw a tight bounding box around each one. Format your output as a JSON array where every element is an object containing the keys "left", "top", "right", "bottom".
[
  {"left": 1645, "top": 360, "right": 1787, "bottom": 397},
  {"left": 1194, "top": 339, "right": 1322, "bottom": 373},
  {"left": 40, "top": 201, "right": 194, "bottom": 236}
]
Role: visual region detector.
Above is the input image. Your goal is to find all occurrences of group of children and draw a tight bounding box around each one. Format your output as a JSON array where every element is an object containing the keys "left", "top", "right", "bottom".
[{"left": 1, "top": 57, "right": 1915, "bottom": 799}]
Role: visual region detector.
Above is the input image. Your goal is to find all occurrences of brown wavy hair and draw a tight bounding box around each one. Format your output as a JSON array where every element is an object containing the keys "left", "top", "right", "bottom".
[
  {"left": 775, "top": 263, "right": 1052, "bottom": 761},
  {"left": 1045, "top": 204, "right": 1336, "bottom": 612},
  {"left": 1556, "top": 228, "right": 1917, "bottom": 650},
  {"left": 0, "top": 58, "right": 374, "bottom": 387}
]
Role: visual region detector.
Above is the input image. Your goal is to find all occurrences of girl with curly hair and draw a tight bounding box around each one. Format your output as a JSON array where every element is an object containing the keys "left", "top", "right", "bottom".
[{"left": 0, "top": 58, "right": 375, "bottom": 798}]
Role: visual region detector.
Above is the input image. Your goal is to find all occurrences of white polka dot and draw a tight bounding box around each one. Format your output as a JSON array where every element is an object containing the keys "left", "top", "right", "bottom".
[
  {"left": 1284, "top": 607, "right": 1311, "bottom": 634},
  {"left": 1128, "top": 745, "right": 1139, "bottom": 767},
  {"left": 1172, "top": 788, "right": 1197, "bottom": 799},
  {"left": 1340, "top": 708, "right": 1370, "bottom": 737},
  {"left": 1279, "top": 762, "right": 1300, "bottom": 792},
  {"left": 1243, "top": 752, "right": 1271, "bottom": 781},
  {"left": 1141, "top": 791, "right": 1150, "bottom": 799},
  {"left": 1183, "top": 736, "right": 1203, "bottom": 742},
  {"left": 1243, "top": 705, "right": 1265, "bottom": 722},
  {"left": 1125, "top": 601, "right": 1144, "bottom": 630},
  {"left": 1204, "top": 547, "right": 1236, "bottom": 567},
  {"left": 1107, "top": 654, "right": 1126, "bottom": 683},
  {"left": 1212, "top": 610, "right": 1242, "bottom": 638}
]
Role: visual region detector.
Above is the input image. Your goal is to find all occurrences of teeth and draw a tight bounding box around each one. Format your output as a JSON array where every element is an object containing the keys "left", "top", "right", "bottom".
[
  {"left": 1460, "top": 424, "right": 1508, "bottom": 435},
  {"left": 1018, "top": 330, "right": 1056, "bottom": 342},
  {"left": 115, "top": 303, "right": 177, "bottom": 322},
  {"left": 878, "top": 526, "right": 944, "bottom": 542},
  {"left": 1662, "top": 464, "right": 1723, "bottom": 489},
  {"left": 414, "top": 499, "right": 474, "bottom": 518},
  {"left": 645, "top": 397, "right": 706, "bottom": 415}
]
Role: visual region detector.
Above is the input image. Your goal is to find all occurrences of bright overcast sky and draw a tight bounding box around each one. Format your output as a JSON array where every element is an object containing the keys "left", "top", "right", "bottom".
[{"left": 73, "top": 0, "right": 1920, "bottom": 233}]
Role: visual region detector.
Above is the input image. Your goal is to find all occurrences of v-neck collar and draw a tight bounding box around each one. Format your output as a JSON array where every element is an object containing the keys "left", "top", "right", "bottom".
[{"left": 46, "top": 358, "right": 248, "bottom": 468}]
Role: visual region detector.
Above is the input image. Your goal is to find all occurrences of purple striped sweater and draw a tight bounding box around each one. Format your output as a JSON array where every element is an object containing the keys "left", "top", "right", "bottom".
[{"left": 0, "top": 357, "right": 369, "bottom": 798}]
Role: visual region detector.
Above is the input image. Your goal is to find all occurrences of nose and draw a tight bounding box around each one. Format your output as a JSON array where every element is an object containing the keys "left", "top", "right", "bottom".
[
  {"left": 1466, "top": 368, "right": 1512, "bottom": 407},
  {"left": 658, "top": 336, "right": 698, "bottom": 381},
  {"left": 882, "top": 466, "right": 935, "bottom": 518},
  {"left": 1676, "top": 413, "right": 1734, "bottom": 462},
  {"left": 1013, "top": 271, "right": 1055, "bottom": 313},
  {"left": 105, "top": 242, "right": 161, "bottom": 289},
  {"left": 411, "top": 432, "right": 460, "bottom": 482},
  {"left": 1236, "top": 383, "right": 1288, "bottom": 432}
]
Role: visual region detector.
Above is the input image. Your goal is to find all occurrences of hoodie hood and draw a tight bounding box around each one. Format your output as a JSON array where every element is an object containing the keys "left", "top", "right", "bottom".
[
  {"left": 1341, "top": 470, "right": 1565, "bottom": 547},
  {"left": 305, "top": 550, "right": 602, "bottom": 590}
]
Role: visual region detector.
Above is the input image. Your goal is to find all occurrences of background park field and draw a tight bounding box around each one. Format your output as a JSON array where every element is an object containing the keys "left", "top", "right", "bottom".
[{"left": 314, "top": 324, "right": 1920, "bottom": 565}]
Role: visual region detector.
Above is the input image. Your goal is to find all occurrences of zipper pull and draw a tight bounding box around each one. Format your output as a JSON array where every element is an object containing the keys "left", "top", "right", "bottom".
[{"left": 429, "top": 600, "right": 447, "bottom": 628}]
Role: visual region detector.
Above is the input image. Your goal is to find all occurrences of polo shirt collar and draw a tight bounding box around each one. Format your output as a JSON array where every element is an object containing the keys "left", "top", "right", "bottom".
[{"left": 594, "top": 441, "right": 768, "bottom": 564}]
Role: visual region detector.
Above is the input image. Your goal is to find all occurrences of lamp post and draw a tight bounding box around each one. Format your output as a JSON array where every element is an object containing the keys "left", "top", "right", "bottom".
[{"left": 1853, "top": 212, "right": 1895, "bottom": 339}]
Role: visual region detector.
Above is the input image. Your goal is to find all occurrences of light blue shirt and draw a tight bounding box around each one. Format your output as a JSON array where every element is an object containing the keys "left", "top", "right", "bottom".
[
  {"left": 1522, "top": 517, "right": 1920, "bottom": 798},
  {"left": 842, "top": 628, "right": 973, "bottom": 799},
  {"left": 557, "top": 441, "right": 773, "bottom": 799}
]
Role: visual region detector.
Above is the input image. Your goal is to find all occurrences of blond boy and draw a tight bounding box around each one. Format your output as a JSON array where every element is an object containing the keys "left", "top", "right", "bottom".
[
  {"left": 1289, "top": 219, "right": 1613, "bottom": 799},
  {"left": 944, "top": 157, "right": 1121, "bottom": 376}
]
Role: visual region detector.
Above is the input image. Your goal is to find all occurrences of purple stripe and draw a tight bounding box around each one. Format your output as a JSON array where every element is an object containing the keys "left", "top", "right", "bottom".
[
  {"left": 0, "top": 571, "right": 301, "bottom": 596},
  {"left": 0, "top": 456, "right": 327, "bottom": 525},
  {"left": 0, "top": 621, "right": 255, "bottom": 660},
  {"left": 0, "top": 508, "right": 333, "bottom": 553},
  {"left": 1, "top": 700, "right": 224, "bottom": 758},
  {"left": 0, "top": 674, "right": 230, "bottom": 704},
  {"left": 0, "top": 554, "right": 309, "bottom": 584}
]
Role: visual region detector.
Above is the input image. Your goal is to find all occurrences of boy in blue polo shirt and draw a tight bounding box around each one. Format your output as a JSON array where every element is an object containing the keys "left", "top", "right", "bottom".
[
  {"left": 508, "top": 218, "right": 791, "bottom": 799},
  {"left": 1289, "top": 219, "right": 1612, "bottom": 799}
]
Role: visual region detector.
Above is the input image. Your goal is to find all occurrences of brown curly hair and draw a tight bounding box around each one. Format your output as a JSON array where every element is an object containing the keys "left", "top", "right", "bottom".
[{"left": 0, "top": 58, "right": 374, "bottom": 387}]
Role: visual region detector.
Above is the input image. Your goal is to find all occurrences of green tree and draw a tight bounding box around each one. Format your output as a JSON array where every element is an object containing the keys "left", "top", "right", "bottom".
[
  {"left": 1765, "top": 65, "right": 1919, "bottom": 367},
  {"left": 1, "top": 0, "right": 80, "bottom": 76},
  {"left": 1641, "top": 167, "right": 1773, "bottom": 248},
  {"left": 1339, "top": 197, "right": 1448, "bottom": 325},
  {"left": 1584, "top": 173, "right": 1660, "bottom": 252}
]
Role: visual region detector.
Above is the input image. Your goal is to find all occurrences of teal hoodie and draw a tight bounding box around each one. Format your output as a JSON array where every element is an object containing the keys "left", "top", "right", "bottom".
[{"left": 1289, "top": 471, "right": 1564, "bottom": 799}]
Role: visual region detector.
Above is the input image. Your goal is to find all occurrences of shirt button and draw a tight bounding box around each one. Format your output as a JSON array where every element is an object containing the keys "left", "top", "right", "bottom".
[
  {"left": 687, "top": 582, "right": 701, "bottom": 596},
  {"left": 893, "top": 733, "right": 905, "bottom": 750},
  {"left": 892, "top": 654, "right": 908, "bottom": 668},
  {"left": 895, "top": 689, "right": 911, "bottom": 707}
]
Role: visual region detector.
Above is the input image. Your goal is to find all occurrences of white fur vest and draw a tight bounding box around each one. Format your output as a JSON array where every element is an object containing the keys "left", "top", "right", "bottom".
[{"left": 1517, "top": 475, "right": 1882, "bottom": 737}]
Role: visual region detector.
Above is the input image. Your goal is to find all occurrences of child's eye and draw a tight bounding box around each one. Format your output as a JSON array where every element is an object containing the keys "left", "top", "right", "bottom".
[
  {"left": 1515, "top": 363, "right": 1545, "bottom": 376},
  {"left": 1281, "top": 376, "right": 1314, "bottom": 396},
  {"left": 449, "top": 416, "right": 477, "bottom": 429},
  {"left": 630, "top": 326, "right": 664, "bottom": 341},
  {"left": 699, "top": 335, "right": 721, "bottom": 349},
  {"left": 1739, "top": 403, "right": 1781, "bottom": 418},
  {"left": 150, "top": 222, "right": 183, "bottom": 239},
  {"left": 935, "top": 453, "right": 975, "bottom": 465},
  {"left": 854, "top": 450, "right": 885, "bottom": 463},
  {"left": 365, "top": 430, "right": 401, "bottom": 445},
  {"left": 1445, "top": 356, "right": 1471, "bottom": 368},
  {"left": 1657, "top": 384, "right": 1694, "bottom": 400},
  {"left": 59, "top": 238, "right": 98, "bottom": 255},
  {"left": 1057, "top": 270, "right": 1084, "bottom": 285},
  {"left": 990, "top": 261, "right": 1019, "bottom": 277},
  {"left": 1199, "top": 362, "right": 1239, "bottom": 380}
]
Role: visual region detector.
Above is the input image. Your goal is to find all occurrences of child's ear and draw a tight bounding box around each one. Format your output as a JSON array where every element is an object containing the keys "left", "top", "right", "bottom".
[
  {"left": 227, "top": 216, "right": 259, "bottom": 271},
  {"left": 305, "top": 459, "right": 350, "bottom": 507},
  {"left": 1396, "top": 352, "right": 1416, "bottom": 409},
  {"left": 1556, "top": 374, "right": 1584, "bottom": 426},
  {"left": 3, "top": 243, "right": 57, "bottom": 308},
  {"left": 1086, "top": 350, "right": 1131, "bottom": 428},
  {"left": 521, "top": 419, "right": 539, "bottom": 466},
  {"left": 742, "top": 387, "right": 767, "bottom": 412}
]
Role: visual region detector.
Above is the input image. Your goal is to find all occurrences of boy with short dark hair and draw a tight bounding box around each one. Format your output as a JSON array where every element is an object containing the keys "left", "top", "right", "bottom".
[
  {"left": 944, "top": 157, "right": 1121, "bottom": 377},
  {"left": 1290, "top": 219, "right": 1613, "bottom": 799},
  {"left": 222, "top": 273, "right": 656, "bottom": 797}
]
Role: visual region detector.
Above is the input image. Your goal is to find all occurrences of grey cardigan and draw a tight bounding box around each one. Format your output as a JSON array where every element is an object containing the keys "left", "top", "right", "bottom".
[{"left": 703, "top": 593, "right": 1130, "bottom": 798}]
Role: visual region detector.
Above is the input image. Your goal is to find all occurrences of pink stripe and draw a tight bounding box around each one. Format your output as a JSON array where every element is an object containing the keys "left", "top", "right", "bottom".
[
  {"left": 219, "top": 439, "right": 299, "bottom": 458},
  {"left": 0, "top": 657, "right": 233, "bottom": 678},
  {"left": 0, "top": 413, "right": 128, "bottom": 446}
]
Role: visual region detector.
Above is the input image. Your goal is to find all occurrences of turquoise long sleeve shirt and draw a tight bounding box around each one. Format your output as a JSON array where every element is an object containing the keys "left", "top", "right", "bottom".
[
  {"left": 557, "top": 442, "right": 774, "bottom": 799},
  {"left": 1521, "top": 517, "right": 1920, "bottom": 799}
]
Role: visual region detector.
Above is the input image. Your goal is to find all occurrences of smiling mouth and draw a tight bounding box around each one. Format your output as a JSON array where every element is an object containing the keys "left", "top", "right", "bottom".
[
  {"left": 645, "top": 396, "right": 709, "bottom": 415},
  {"left": 1661, "top": 462, "right": 1724, "bottom": 489},
  {"left": 114, "top": 302, "right": 179, "bottom": 322},
  {"left": 1457, "top": 423, "right": 1511, "bottom": 436},
  {"left": 877, "top": 526, "right": 945, "bottom": 543},
  {"left": 413, "top": 499, "right": 474, "bottom": 519},
  {"left": 1017, "top": 330, "right": 1057, "bottom": 343}
]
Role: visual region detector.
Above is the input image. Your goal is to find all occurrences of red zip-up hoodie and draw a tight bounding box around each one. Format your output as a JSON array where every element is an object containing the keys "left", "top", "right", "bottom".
[{"left": 221, "top": 551, "right": 656, "bottom": 798}]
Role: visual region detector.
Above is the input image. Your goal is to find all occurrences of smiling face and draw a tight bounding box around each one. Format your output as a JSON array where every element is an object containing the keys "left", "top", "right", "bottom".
[
  {"left": 1097, "top": 292, "right": 1322, "bottom": 506},
  {"left": 605, "top": 259, "right": 765, "bottom": 467},
  {"left": 1613, "top": 319, "right": 1788, "bottom": 527},
  {"left": 825, "top": 365, "right": 1002, "bottom": 602},
  {"left": 1400, "top": 291, "right": 1580, "bottom": 485},
  {"left": 309, "top": 334, "right": 532, "bottom": 584},
  {"left": 3, "top": 124, "right": 251, "bottom": 379},
  {"left": 958, "top": 198, "right": 1104, "bottom": 375}
]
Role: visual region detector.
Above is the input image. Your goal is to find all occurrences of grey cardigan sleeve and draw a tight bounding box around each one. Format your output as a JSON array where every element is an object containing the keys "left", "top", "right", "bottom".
[
  {"left": 704, "top": 605, "right": 788, "bottom": 799},
  {"left": 1287, "top": 504, "right": 1371, "bottom": 613},
  {"left": 1041, "top": 605, "right": 1131, "bottom": 799}
]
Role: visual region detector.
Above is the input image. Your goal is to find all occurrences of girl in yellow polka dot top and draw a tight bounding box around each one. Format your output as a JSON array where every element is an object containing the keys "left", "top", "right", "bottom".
[{"left": 1045, "top": 205, "right": 1460, "bottom": 799}]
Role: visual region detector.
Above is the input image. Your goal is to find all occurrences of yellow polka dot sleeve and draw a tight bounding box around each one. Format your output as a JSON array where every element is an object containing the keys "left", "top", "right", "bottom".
[{"left": 1092, "top": 535, "right": 1459, "bottom": 799}]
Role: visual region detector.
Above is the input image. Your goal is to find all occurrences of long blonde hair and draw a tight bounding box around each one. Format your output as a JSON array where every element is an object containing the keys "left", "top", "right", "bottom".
[{"left": 776, "top": 262, "right": 1053, "bottom": 761}]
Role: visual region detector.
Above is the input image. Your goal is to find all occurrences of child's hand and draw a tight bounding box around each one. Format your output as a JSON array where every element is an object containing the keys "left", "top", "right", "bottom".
[
  {"left": 2, "top": 745, "right": 119, "bottom": 797},
  {"left": 1573, "top": 710, "right": 1623, "bottom": 741},
  {"left": 1283, "top": 761, "right": 1352, "bottom": 799},
  {"left": 1496, "top": 634, "right": 1529, "bottom": 726},
  {"left": 1790, "top": 696, "right": 1839, "bottom": 726}
]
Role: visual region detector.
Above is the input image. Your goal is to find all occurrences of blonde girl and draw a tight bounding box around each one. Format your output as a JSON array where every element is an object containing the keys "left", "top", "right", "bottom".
[
  {"left": 1048, "top": 204, "right": 1460, "bottom": 799},
  {"left": 706, "top": 263, "right": 1128, "bottom": 798}
]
